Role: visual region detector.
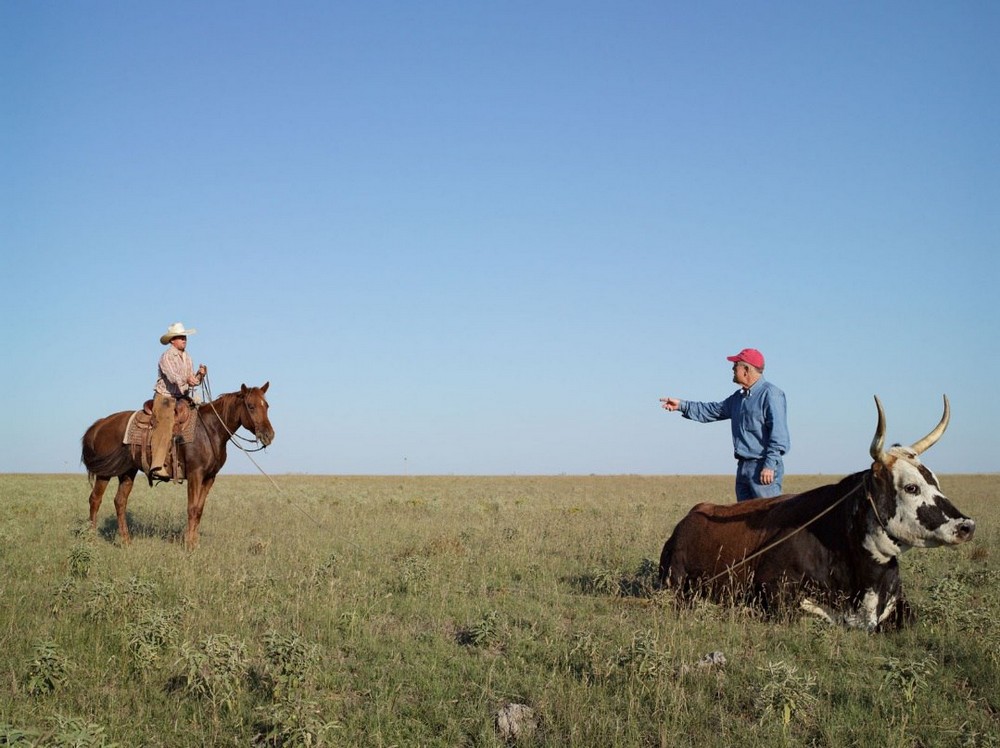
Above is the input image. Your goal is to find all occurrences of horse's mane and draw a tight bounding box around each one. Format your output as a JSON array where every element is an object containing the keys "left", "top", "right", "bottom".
[
  {"left": 197, "top": 389, "right": 242, "bottom": 427},
  {"left": 199, "top": 387, "right": 244, "bottom": 410}
]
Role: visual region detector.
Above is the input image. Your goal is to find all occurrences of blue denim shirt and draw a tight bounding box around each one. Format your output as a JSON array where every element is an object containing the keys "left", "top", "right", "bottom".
[{"left": 680, "top": 379, "right": 790, "bottom": 471}]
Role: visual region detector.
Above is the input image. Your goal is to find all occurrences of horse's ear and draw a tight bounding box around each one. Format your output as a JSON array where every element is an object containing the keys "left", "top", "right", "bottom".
[
  {"left": 240, "top": 384, "right": 248, "bottom": 395},
  {"left": 261, "top": 381, "right": 269, "bottom": 393}
]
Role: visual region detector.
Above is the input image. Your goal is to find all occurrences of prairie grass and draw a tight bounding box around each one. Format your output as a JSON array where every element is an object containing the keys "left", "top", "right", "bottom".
[{"left": 0, "top": 472, "right": 996, "bottom": 747}]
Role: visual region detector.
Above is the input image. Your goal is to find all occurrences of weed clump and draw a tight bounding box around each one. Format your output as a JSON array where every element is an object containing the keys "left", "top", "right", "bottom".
[
  {"left": 124, "top": 606, "right": 183, "bottom": 674},
  {"left": 753, "top": 660, "right": 819, "bottom": 730},
  {"left": 25, "top": 640, "right": 71, "bottom": 696},
  {"left": 174, "top": 634, "right": 250, "bottom": 712}
]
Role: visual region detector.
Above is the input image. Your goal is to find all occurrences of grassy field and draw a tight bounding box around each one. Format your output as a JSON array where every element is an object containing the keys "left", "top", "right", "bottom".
[{"left": 0, "top": 472, "right": 997, "bottom": 747}]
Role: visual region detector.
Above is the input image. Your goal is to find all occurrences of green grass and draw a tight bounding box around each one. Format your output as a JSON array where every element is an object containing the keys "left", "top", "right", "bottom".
[{"left": 0, "top": 473, "right": 997, "bottom": 746}]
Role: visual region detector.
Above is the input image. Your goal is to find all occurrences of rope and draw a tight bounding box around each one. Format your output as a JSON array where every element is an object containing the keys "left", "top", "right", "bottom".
[{"left": 702, "top": 480, "right": 866, "bottom": 585}]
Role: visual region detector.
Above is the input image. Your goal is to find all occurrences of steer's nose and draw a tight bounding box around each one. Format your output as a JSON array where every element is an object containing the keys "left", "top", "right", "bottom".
[{"left": 955, "top": 519, "right": 976, "bottom": 542}]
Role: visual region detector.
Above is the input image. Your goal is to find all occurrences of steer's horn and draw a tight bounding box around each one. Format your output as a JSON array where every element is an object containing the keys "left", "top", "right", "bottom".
[
  {"left": 910, "top": 395, "right": 950, "bottom": 456},
  {"left": 870, "top": 396, "right": 887, "bottom": 464}
]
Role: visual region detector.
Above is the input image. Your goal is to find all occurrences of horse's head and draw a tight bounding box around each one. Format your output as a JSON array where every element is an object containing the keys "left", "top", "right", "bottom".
[{"left": 239, "top": 382, "right": 275, "bottom": 447}]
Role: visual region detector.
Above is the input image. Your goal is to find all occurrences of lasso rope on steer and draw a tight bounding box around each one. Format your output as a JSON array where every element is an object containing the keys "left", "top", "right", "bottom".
[
  {"left": 196, "top": 375, "right": 326, "bottom": 530},
  {"left": 702, "top": 480, "right": 866, "bottom": 585}
]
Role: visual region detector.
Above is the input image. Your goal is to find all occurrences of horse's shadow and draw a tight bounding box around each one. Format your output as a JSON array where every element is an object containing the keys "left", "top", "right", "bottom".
[{"left": 97, "top": 512, "right": 186, "bottom": 545}]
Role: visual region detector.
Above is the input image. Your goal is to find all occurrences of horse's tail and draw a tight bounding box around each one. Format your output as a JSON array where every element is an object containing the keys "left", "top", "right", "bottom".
[
  {"left": 81, "top": 413, "right": 135, "bottom": 481},
  {"left": 82, "top": 441, "right": 133, "bottom": 483}
]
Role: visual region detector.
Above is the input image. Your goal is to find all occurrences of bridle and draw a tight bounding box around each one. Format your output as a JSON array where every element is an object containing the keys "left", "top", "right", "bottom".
[{"left": 199, "top": 376, "right": 268, "bottom": 453}]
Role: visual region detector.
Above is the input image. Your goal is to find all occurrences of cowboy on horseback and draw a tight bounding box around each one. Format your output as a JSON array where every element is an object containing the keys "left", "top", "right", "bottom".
[{"left": 151, "top": 322, "right": 207, "bottom": 480}]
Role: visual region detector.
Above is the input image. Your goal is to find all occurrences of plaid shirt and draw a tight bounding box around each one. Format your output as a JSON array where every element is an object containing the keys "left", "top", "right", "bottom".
[{"left": 155, "top": 347, "right": 194, "bottom": 397}]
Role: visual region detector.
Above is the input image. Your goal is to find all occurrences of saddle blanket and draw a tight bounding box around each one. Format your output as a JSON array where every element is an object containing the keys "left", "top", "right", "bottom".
[{"left": 123, "top": 409, "right": 198, "bottom": 446}]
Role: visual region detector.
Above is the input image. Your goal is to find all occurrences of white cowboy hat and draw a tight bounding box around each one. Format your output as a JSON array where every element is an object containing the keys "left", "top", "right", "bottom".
[{"left": 160, "top": 322, "right": 198, "bottom": 345}]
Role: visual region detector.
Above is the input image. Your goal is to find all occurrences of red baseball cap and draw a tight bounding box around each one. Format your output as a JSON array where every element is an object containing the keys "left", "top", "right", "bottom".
[{"left": 727, "top": 348, "right": 765, "bottom": 369}]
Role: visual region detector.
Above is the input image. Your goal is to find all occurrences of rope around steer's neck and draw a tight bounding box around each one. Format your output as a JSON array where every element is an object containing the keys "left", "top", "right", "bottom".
[{"left": 700, "top": 480, "right": 865, "bottom": 586}]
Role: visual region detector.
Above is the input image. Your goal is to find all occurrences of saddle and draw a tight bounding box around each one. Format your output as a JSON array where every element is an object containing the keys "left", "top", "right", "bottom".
[{"left": 124, "top": 399, "right": 198, "bottom": 484}]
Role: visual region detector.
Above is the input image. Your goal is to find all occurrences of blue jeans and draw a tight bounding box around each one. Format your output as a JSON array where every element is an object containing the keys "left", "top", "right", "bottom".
[{"left": 734, "top": 458, "right": 783, "bottom": 502}]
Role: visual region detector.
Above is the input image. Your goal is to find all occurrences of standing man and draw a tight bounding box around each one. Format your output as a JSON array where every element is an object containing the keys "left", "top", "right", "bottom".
[
  {"left": 660, "top": 348, "right": 789, "bottom": 501},
  {"left": 151, "top": 322, "right": 207, "bottom": 480}
]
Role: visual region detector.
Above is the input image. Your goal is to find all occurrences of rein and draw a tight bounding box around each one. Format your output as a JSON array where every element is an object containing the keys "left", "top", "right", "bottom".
[{"left": 702, "top": 479, "right": 867, "bottom": 585}]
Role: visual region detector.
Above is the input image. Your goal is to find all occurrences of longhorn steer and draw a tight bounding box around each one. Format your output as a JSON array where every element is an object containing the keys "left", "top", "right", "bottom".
[{"left": 658, "top": 396, "right": 975, "bottom": 631}]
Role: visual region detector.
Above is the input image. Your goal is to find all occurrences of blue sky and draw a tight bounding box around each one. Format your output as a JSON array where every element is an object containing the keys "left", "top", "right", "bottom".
[{"left": 3, "top": 1, "right": 998, "bottom": 476}]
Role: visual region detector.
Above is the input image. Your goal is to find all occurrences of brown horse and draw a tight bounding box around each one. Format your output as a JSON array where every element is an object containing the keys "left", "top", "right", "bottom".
[{"left": 82, "top": 383, "right": 275, "bottom": 548}]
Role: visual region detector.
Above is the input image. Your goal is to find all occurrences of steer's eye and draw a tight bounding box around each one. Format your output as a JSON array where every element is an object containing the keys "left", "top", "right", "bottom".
[{"left": 904, "top": 484, "right": 920, "bottom": 495}]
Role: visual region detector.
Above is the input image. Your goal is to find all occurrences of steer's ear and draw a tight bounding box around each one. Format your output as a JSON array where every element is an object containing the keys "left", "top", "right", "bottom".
[{"left": 870, "top": 459, "right": 893, "bottom": 487}]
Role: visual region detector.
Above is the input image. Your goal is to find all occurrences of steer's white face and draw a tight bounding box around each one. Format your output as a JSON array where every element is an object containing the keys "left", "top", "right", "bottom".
[{"left": 879, "top": 447, "right": 975, "bottom": 550}]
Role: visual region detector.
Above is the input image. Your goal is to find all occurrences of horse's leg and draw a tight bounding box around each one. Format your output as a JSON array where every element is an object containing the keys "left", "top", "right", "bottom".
[
  {"left": 88, "top": 478, "right": 110, "bottom": 531},
  {"left": 112, "top": 470, "right": 139, "bottom": 545},
  {"left": 185, "top": 474, "right": 215, "bottom": 550}
]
